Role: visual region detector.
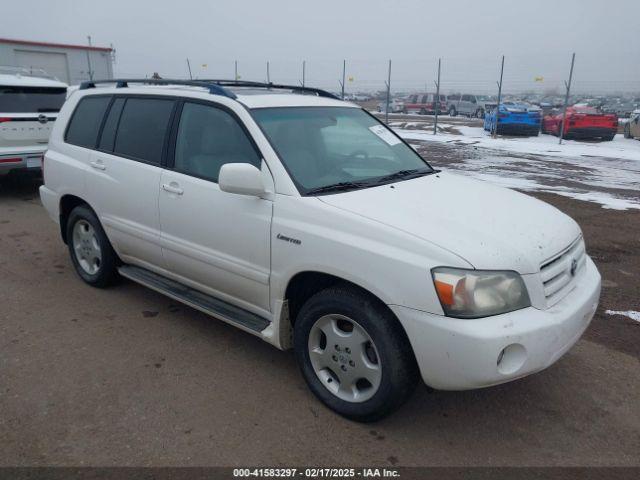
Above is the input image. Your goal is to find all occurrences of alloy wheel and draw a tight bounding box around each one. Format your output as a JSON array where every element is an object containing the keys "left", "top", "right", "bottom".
[
  {"left": 307, "top": 314, "right": 382, "bottom": 403},
  {"left": 72, "top": 220, "right": 102, "bottom": 275}
]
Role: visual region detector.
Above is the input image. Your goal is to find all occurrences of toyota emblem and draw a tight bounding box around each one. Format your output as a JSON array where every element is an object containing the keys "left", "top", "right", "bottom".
[
  {"left": 570, "top": 258, "right": 578, "bottom": 277},
  {"left": 38, "top": 114, "right": 48, "bottom": 124}
]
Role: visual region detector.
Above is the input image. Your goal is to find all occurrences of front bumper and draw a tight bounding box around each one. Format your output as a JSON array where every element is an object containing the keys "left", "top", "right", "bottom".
[
  {"left": 0, "top": 149, "right": 45, "bottom": 176},
  {"left": 391, "top": 256, "right": 601, "bottom": 390}
]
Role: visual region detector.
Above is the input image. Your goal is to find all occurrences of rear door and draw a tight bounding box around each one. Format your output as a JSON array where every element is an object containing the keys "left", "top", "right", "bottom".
[
  {"left": 0, "top": 85, "right": 66, "bottom": 151},
  {"left": 158, "top": 100, "right": 273, "bottom": 314},
  {"left": 84, "top": 95, "right": 176, "bottom": 268}
]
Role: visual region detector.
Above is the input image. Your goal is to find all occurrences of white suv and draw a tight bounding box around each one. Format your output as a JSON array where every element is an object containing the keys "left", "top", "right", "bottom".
[
  {"left": 40, "top": 79, "right": 601, "bottom": 421},
  {"left": 0, "top": 68, "right": 67, "bottom": 177}
]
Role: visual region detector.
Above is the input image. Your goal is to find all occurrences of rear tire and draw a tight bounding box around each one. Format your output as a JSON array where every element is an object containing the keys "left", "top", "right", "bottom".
[
  {"left": 603, "top": 134, "right": 615, "bottom": 141},
  {"left": 449, "top": 107, "right": 457, "bottom": 117},
  {"left": 624, "top": 124, "right": 632, "bottom": 139},
  {"left": 294, "top": 286, "right": 418, "bottom": 422},
  {"left": 66, "top": 205, "right": 119, "bottom": 288}
]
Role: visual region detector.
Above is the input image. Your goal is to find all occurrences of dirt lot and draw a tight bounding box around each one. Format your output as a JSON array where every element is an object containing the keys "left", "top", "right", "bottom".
[{"left": 0, "top": 172, "right": 639, "bottom": 467}]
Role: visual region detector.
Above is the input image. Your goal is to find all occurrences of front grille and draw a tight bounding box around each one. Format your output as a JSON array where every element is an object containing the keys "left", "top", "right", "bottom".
[{"left": 540, "top": 236, "right": 586, "bottom": 306}]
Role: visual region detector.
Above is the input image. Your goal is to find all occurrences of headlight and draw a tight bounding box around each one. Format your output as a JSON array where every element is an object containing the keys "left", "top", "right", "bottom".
[{"left": 431, "top": 267, "right": 531, "bottom": 318}]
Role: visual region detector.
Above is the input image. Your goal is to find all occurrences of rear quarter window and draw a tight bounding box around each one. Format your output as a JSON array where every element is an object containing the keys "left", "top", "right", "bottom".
[{"left": 65, "top": 96, "right": 111, "bottom": 148}]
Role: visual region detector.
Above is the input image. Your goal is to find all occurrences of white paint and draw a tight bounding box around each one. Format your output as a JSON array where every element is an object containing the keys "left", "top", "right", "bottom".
[
  {"left": 605, "top": 310, "right": 640, "bottom": 322},
  {"left": 40, "top": 87, "right": 603, "bottom": 393}
]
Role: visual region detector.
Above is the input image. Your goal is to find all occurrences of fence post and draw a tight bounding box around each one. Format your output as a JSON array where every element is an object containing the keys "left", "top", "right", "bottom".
[
  {"left": 234, "top": 60, "right": 238, "bottom": 80},
  {"left": 186, "top": 58, "right": 193, "bottom": 80},
  {"left": 559, "top": 53, "right": 576, "bottom": 145},
  {"left": 433, "top": 58, "right": 442, "bottom": 135},
  {"left": 266, "top": 61, "right": 270, "bottom": 83},
  {"left": 341, "top": 60, "right": 346, "bottom": 100},
  {"left": 86, "top": 35, "right": 94, "bottom": 81},
  {"left": 492, "top": 55, "right": 505, "bottom": 138},
  {"left": 385, "top": 60, "right": 392, "bottom": 124},
  {"left": 302, "top": 60, "right": 306, "bottom": 87}
]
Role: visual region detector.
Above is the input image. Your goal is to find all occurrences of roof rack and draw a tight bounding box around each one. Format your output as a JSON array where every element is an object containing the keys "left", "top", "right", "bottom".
[
  {"left": 79, "top": 78, "right": 237, "bottom": 98},
  {"left": 199, "top": 80, "right": 339, "bottom": 99},
  {"left": 78, "top": 78, "right": 339, "bottom": 100}
]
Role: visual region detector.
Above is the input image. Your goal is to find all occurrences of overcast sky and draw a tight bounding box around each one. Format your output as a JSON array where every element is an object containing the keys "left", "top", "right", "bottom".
[{"left": 3, "top": 0, "right": 639, "bottom": 93}]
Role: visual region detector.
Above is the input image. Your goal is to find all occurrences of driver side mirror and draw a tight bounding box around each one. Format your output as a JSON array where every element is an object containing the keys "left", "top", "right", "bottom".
[{"left": 219, "top": 163, "right": 267, "bottom": 197}]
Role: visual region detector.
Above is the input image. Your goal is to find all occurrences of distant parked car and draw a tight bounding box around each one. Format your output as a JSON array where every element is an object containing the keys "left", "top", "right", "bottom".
[
  {"left": 404, "top": 93, "right": 446, "bottom": 115},
  {"left": 447, "top": 94, "right": 495, "bottom": 118},
  {"left": 623, "top": 110, "right": 640, "bottom": 140},
  {"left": 484, "top": 102, "right": 541, "bottom": 136},
  {"left": 377, "top": 99, "right": 405, "bottom": 113},
  {"left": 542, "top": 106, "right": 618, "bottom": 141},
  {"left": 0, "top": 67, "right": 67, "bottom": 177}
]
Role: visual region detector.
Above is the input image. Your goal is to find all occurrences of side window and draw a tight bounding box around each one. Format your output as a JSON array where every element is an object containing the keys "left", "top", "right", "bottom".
[
  {"left": 98, "top": 97, "right": 125, "bottom": 151},
  {"left": 113, "top": 97, "right": 175, "bottom": 164},
  {"left": 174, "top": 102, "right": 261, "bottom": 182},
  {"left": 409, "top": 95, "right": 417, "bottom": 103},
  {"left": 462, "top": 94, "right": 471, "bottom": 102},
  {"left": 65, "top": 96, "right": 111, "bottom": 148}
]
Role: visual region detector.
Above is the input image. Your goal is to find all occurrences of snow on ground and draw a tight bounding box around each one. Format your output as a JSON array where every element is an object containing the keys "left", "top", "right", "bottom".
[
  {"left": 396, "top": 125, "right": 640, "bottom": 162},
  {"left": 392, "top": 124, "right": 640, "bottom": 211},
  {"left": 605, "top": 310, "right": 640, "bottom": 323}
]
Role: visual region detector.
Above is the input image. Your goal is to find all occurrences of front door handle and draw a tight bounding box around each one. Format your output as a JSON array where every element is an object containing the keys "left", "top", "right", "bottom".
[
  {"left": 90, "top": 161, "right": 106, "bottom": 171},
  {"left": 162, "top": 183, "right": 184, "bottom": 195}
]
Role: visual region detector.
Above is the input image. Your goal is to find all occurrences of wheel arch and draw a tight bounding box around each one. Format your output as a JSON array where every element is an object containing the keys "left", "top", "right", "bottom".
[
  {"left": 59, "top": 194, "right": 93, "bottom": 244},
  {"left": 281, "top": 270, "right": 417, "bottom": 359}
]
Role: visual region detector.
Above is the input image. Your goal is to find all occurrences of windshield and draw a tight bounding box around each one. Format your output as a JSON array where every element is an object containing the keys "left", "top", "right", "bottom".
[
  {"left": 252, "top": 107, "right": 434, "bottom": 195},
  {"left": 0, "top": 86, "right": 67, "bottom": 113}
]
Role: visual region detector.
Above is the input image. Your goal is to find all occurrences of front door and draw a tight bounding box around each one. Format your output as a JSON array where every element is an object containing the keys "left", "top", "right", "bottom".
[{"left": 158, "top": 100, "right": 273, "bottom": 315}]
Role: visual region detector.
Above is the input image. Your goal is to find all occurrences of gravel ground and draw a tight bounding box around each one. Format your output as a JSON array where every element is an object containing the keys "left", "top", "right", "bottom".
[{"left": 0, "top": 172, "right": 639, "bottom": 467}]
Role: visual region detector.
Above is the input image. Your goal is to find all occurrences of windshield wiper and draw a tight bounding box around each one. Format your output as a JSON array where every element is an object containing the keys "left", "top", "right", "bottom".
[
  {"left": 373, "top": 168, "right": 434, "bottom": 184},
  {"left": 305, "top": 181, "right": 368, "bottom": 195}
]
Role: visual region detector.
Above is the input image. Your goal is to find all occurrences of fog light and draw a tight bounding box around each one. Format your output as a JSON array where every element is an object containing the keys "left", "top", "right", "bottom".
[{"left": 497, "top": 343, "right": 527, "bottom": 375}]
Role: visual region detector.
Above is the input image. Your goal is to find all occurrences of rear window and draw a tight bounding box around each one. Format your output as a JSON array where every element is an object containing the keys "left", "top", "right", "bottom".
[
  {"left": 65, "top": 96, "right": 111, "bottom": 148},
  {"left": 113, "top": 98, "right": 174, "bottom": 164},
  {"left": 0, "top": 86, "right": 67, "bottom": 113}
]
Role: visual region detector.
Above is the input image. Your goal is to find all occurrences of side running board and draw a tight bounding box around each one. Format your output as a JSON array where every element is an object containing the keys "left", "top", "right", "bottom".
[{"left": 118, "top": 265, "right": 270, "bottom": 333}]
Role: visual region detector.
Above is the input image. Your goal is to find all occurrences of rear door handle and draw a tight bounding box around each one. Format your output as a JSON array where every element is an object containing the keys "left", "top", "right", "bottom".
[
  {"left": 90, "top": 161, "right": 106, "bottom": 171},
  {"left": 162, "top": 183, "right": 184, "bottom": 195}
]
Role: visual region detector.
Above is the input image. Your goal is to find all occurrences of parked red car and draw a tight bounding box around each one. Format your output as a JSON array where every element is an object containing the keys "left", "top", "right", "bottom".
[
  {"left": 542, "top": 106, "right": 618, "bottom": 141},
  {"left": 404, "top": 93, "right": 447, "bottom": 115}
]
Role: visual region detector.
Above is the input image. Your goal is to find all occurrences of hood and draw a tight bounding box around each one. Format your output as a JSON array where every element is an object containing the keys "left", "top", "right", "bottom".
[{"left": 318, "top": 172, "right": 581, "bottom": 274}]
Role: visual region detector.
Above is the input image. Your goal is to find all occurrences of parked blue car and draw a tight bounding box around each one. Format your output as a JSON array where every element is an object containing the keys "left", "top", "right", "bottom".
[{"left": 484, "top": 102, "right": 541, "bottom": 136}]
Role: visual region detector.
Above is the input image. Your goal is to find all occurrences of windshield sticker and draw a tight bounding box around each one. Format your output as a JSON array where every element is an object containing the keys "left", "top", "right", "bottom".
[{"left": 369, "top": 125, "right": 402, "bottom": 146}]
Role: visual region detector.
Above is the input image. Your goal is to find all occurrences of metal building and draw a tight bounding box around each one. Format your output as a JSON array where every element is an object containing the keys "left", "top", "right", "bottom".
[{"left": 0, "top": 37, "right": 114, "bottom": 85}]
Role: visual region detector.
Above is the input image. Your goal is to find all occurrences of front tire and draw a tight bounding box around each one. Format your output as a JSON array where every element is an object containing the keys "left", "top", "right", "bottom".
[
  {"left": 449, "top": 107, "right": 457, "bottom": 117},
  {"left": 294, "top": 286, "right": 418, "bottom": 422},
  {"left": 67, "top": 205, "right": 119, "bottom": 287},
  {"left": 624, "top": 124, "right": 631, "bottom": 139}
]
